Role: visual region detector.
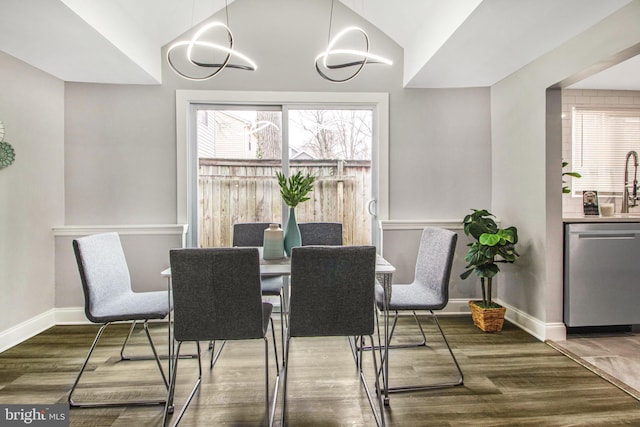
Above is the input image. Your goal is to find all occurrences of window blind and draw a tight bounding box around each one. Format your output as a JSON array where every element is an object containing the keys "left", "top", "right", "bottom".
[{"left": 572, "top": 107, "right": 640, "bottom": 196}]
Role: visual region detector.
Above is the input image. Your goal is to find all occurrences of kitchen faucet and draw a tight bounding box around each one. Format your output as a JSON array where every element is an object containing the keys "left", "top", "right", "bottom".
[{"left": 622, "top": 150, "right": 639, "bottom": 213}]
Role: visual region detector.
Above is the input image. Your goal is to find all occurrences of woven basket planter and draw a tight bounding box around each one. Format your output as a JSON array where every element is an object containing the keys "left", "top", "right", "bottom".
[{"left": 469, "top": 301, "right": 506, "bottom": 332}]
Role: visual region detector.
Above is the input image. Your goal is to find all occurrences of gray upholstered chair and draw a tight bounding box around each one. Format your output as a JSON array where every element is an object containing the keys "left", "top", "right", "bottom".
[
  {"left": 229, "top": 222, "right": 286, "bottom": 362},
  {"left": 69, "top": 232, "right": 169, "bottom": 408},
  {"left": 164, "top": 247, "right": 278, "bottom": 427},
  {"left": 232, "top": 222, "right": 276, "bottom": 247},
  {"left": 298, "top": 222, "right": 343, "bottom": 245},
  {"left": 283, "top": 246, "right": 385, "bottom": 427},
  {"left": 375, "top": 226, "right": 463, "bottom": 393}
]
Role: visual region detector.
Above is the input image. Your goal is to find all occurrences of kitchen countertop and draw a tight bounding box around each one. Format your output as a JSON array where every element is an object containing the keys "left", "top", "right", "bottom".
[{"left": 563, "top": 213, "right": 640, "bottom": 223}]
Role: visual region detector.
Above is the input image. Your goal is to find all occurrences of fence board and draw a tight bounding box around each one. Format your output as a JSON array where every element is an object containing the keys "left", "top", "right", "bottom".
[{"left": 198, "top": 159, "right": 371, "bottom": 247}]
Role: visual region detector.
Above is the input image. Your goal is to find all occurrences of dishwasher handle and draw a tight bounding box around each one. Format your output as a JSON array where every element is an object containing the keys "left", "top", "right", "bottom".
[{"left": 577, "top": 233, "right": 636, "bottom": 240}]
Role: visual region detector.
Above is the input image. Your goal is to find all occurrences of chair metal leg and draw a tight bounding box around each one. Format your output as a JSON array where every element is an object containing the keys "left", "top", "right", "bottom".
[
  {"left": 278, "top": 293, "right": 286, "bottom": 366},
  {"left": 364, "top": 310, "right": 428, "bottom": 351},
  {"left": 165, "top": 341, "right": 203, "bottom": 427},
  {"left": 121, "top": 320, "right": 197, "bottom": 362},
  {"left": 209, "top": 340, "right": 226, "bottom": 370},
  {"left": 281, "top": 335, "right": 291, "bottom": 426},
  {"left": 162, "top": 341, "right": 182, "bottom": 427},
  {"left": 269, "top": 317, "right": 279, "bottom": 371},
  {"left": 359, "top": 335, "right": 385, "bottom": 427},
  {"left": 69, "top": 322, "right": 167, "bottom": 408},
  {"left": 280, "top": 292, "right": 288, "bottom": 327},
  {"left": 119, "top": 320, "right": 138, "bottom": 360},
  {"left": 268, "top": 322, "right": 280, "bottom": 427},
  {"left": 381, "top": 311, "right": 464, "bottom": 394},
  {"left": 143, "top": 320, "right": 169, "bottom": 388},
  {"left": 263, "top": 336, "right": 272, "bottom": 427}
]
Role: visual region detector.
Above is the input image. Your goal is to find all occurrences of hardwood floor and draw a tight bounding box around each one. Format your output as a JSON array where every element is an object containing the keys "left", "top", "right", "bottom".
[
  {"left": 2, "top": 316, "right": 640, "bottom": 426},
  {"left": 549, "top": 329, "right": 640, "bottom": 401}
]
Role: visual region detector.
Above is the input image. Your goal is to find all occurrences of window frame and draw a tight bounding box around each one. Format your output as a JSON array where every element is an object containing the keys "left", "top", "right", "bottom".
[{"left": 175, "top": 90, "right": 389, "bottom": 248}]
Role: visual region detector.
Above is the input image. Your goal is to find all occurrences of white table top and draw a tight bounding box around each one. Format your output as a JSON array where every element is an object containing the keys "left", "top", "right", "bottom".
[{"left": 161, "top": 250, "right": 395, "bottom": 277}]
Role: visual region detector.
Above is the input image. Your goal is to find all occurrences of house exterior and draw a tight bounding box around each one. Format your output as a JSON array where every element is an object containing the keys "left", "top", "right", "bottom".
[{"left": 197, "top": 110, "right": 255, "bottom": 159}]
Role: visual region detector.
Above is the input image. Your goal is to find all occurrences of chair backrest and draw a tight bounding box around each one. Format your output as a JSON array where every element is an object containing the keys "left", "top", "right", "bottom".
[
  {"left": 169, "top": 247, "right": 265, "bottom": 342},
  {"left": 298, "top": 222, "right": 343, "bottom": 245},
  {"left": 413, "top": 227, "right": 458, "bottom": 309},
  {"left": 289, "top": 245, "right": 376, "bottom": 337},
  {"left": 233, "top": 222, "right": 276, "bottom": 247},
  {"left": 73, "top": 232, "right": 133, "bottom": 323}
]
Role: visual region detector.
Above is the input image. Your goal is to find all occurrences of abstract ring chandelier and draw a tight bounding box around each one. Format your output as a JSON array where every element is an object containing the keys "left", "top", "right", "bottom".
[
  {"left": 314, "top": 25, "right": 393, "bottom": 83},
  {"left": 167, "top": 21, "right": 257, "bottom": 81}
]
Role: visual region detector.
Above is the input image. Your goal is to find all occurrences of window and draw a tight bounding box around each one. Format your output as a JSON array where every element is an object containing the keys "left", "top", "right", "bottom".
[
  {"left": 176, "top": 91, "right": 389, "bottom": 249},
  {"left": 571, "top": 107, "right": 640, "bottom": 196},
  {"left": 194, "top": 106, "right": 373, "bottom": 248}
]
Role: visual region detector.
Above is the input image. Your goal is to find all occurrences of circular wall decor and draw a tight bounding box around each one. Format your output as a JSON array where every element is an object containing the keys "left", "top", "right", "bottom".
[
  {"left": 0, "top": 120, "right": 16, "bottom": 169},
  {"left": 0, "top": 141, "right": 15, "bottom": 169}
]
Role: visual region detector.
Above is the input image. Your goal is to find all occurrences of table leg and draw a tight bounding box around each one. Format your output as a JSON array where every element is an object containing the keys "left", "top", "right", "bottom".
[
  {"left": 166, "top": 276, "right": 175, "bottom": 410},
  {"left": 377, "top": 272, "right": 391, "bottom": 406},
  {"left": 383, "top": 277, "right": 390, "bottom": 406}
]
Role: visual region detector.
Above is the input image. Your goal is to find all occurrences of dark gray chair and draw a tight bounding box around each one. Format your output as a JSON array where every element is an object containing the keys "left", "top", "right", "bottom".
[
  {"left": 164, "top": 247, "right": 278, "bottom": 427},
  {"left": 232, "top": 222, "right": 276, "bottom": 247},
  {"left": 283, "top": 246, "right": 385, "bottom": 427},
  {"left": 233, "top": 223, "right": 286, "bottom": 306},
  {"left": 69, "top": 232, "right": 169, "bottom": 408},
  {"left": 227, "top": 222, "right": 286, "bottom": 365},
  {"left": 298, "top": 222, "right": 343, "bottom": 245},
  {"left": 375, "top": 227, "right": 463, "bottom": 393}
]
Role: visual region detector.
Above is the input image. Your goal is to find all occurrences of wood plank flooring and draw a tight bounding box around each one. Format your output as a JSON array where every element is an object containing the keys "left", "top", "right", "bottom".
[
  {"left": 2, "top": 316, "right": 640, "bottom": 426},
  {"left": 549, "top": 330, "right": 640, "bottom": 401}
]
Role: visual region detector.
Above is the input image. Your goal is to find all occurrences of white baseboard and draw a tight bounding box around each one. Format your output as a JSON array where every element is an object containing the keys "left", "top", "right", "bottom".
[
  {"left": 0, "top": 309, "right": 57, "bottom": 353},
  {"left": 0, "top": 300, "right": 566, "bottom": 353},
  {"left": 497, "top": 299, "right": 566, "bottom": 342}
]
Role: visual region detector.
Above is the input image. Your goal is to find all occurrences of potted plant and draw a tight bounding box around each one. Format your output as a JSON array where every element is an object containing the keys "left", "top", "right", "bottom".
[
  {"left": 562, "top": 161, "right": 581, "bottom": 194},
  {"left": 276, "top": 170, "right": 316, "bottom": 256},
  {"left": 460, "top": 209, "right": 519, "bottom": 332}
]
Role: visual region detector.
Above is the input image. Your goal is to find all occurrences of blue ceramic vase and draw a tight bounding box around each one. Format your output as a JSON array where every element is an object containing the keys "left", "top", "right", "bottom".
[{"left": 283, "top": 207, "right": 301, "bottom": 256}]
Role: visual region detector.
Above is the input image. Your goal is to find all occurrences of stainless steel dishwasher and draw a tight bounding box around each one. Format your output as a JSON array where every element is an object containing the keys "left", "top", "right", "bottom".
[{"left": 564, "top": 222, "right": 640, "bottom": 327}]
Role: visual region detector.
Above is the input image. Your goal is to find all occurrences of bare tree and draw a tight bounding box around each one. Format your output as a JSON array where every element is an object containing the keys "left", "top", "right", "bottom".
[
  {"left": 291, "top": 110, "right": 371, "bottom": 160},
  {"left": 333, "top": 110, "right": 371, "bottom": 160},
  {"left": 254, "top": 111, "right": 282, "bottom": 159}
]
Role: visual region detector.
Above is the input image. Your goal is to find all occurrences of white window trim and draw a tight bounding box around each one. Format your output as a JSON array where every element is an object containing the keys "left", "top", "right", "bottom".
[{"left": 175, "top": 90, "right": 390, "bottom": 246}]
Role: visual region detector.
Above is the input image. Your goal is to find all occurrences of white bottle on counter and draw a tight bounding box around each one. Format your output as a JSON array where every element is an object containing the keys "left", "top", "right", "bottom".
[{"left": 263, "top": 223, "right": 284, "bottom": 259}]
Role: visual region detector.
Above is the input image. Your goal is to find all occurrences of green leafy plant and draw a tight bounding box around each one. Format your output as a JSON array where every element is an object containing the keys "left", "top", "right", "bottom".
[
  {"left": 275, "top": 171, "right": 316, "bottom": 207},
  {"left": 562, "top": 161, "right": 581, "bottom": 194},
  {"left": 460, "top": 209, "right": 519, "bottom": 308}
]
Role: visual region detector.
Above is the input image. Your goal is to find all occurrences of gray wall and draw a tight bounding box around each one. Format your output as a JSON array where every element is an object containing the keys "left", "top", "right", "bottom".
[
  {"left": 57, "top": 0, "right": 492, "bottom": 308},
  {"left": 0, "top": 51, "right": 64, "bottom": 334},
  {"left": 491, "top": 1, "right": 640, "bottom": 339},
  {"left": 4, "top": 0, "right": 639, "bottom": 343}
]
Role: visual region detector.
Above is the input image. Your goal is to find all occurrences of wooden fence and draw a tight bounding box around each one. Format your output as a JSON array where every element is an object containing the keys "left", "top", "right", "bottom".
[{"left": 198, "top": 158, "right": 372, "bottom": 247}]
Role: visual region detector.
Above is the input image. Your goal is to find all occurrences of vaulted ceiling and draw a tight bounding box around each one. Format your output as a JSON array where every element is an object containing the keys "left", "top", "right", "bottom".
[{"left": 0, "top": 0, "right": 636, "bottom": 88}]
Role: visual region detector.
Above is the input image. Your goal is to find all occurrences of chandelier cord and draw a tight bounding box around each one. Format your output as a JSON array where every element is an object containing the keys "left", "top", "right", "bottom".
[
  {"left": 327, "top": 0, "right": 335, "bottom": 44},
  {"left": 192, "top": 0, "right": 196, "bottom": 28},
  {"left": 225, "top": 0, "right": 230, "bottom": 30}
]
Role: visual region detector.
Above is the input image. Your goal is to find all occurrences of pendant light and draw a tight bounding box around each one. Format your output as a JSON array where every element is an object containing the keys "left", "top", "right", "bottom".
[
  {"left": 314, "top": 0, "right": 392, "bottom": 83},
  {"left": 167, "top": 0, "right": 256, "bottom": 81}
]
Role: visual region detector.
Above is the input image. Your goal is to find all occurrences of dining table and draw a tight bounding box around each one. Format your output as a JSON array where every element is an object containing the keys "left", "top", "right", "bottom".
[{"left": 161, "top": 247, "right": 396, "bottom": 406}]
